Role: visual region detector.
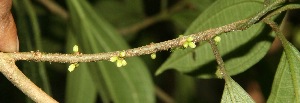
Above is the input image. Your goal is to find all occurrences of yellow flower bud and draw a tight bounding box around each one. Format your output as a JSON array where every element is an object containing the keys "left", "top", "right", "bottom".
[
  {"left": 183, "top": 42, "right": 189, "bottom": 48},
  {"left": 120, "top": 51, "right": 126, "bottom": 57},
  {"left": 73, "top": 45, "right": 79, "bottom": 52},
  {"left": 188, "top": 42, "right": 196, "bottom": 48},
  {"left": 214, "top": 36, "right": 221, "bottom": 43},
  {"left": 110, "top": 56, "right": 118, "bottom": 62},
  {"left": 187, "top": 37, "right": 194, "bottom": 42},
  {"left": 121, "top": 59, "right": 127, "bottom": 66},
  {"left": 68, "top": 64, "right": 76, "bottom": 72},
  {"left": 151, "top": 53, "right": 156, "bottom": 59}
]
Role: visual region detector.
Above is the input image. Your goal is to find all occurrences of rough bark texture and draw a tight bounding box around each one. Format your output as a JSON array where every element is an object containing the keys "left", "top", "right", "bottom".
[{"left": 0, "top": 53, "right": 58, "bottom": 103}]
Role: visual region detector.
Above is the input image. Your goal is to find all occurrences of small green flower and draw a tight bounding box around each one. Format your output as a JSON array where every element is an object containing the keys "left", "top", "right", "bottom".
[
  {"left": 110, "top": 56, "right": 119, "bottom": 62},
  {"left": 68, "top": 63, "right": 76, "bottom": 72},
  {"left": 121, "top": 59, "right": 127, "bottom": 66},
  {"left": 188, "top": 42, "right": 196, "bottom": 48},
  {"left": 120, "top": 51, "right": 126, "bottom": 57},
  {"left": 116, "top": 59, "right": 127, "bottom": 67},
  {"left": 68, "top": 63, "right": 79, "bottom": 72},
  {"left": 183, "top": 42, "right": 189, "bottom": 48},
  {"left": 116, "top": 60, "right": 123, "bottom": 67},
  {"left": 110, "top": 53, "right": 127, "bottom": 67},
  {"left": 183, "top": 36, "right": 196, "bottom": 48},
  {"left": 151, "top": 53, "right": 156, "bottom": 59},
  {"left": 214, "top": 36, "right": 221, "bottom": 44},
  {"left": 187, "top": 36, "right": 194, "bottom": 42},
  {"left": 215, "top": 67, "right": 223, "bottom": 79},
  {"left": 73, "top": 45, "right": 79, "bottom": 52}
]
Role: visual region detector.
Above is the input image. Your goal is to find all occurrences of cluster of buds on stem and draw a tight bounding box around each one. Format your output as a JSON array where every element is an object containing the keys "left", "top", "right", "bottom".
[
  {"left": 183, "top": 37, "right": 196, "bottom": 48},
  {"left": 110, "top": 51, "right": 127, "bottom": 67},
  {"left": 68, "top": 45, "right": 80, "bottom": 72}
]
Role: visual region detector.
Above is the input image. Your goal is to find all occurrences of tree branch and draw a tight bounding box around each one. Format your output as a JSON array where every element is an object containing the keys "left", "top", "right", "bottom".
[
  {"left": 118, "top": 0, "right": 189, "bottom": 35},
  {"left": 155, "top": 85, "right": 175, "bottom": 103},
  {"left": 1, "top": 1, "right": 299, "bottom": 102},
  {"left": 37, "top": 0, "right": 68, "bottom": 20},
  {"left": 8, "top": 0, "right": 294, "bottom": 64},
  {"left": 0, "top": 53, "right": 58, "bottom": 103},
  {"left": 208, "top": 39, "right": 228, "bottom": 78},
  {"left": 7, "top": 19, "right": 247, "bottom": 63}
]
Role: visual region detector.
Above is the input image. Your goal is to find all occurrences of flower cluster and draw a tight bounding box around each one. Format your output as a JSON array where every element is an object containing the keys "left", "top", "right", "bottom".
[
  {"left": 110, "top": 51, "right": 127, "bottom": 67},
  {"left": 214, "top": 36, "right": 221, "bottom": 44},
  {"left": 183, "top": 37, "right": 196, "bottom": 48}
]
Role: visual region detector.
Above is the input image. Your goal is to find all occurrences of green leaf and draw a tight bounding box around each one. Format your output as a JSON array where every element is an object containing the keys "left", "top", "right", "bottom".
[
  {"left": 267, "top": 37, "right": 300, "bottom": 102},
  {"left": 157, "top": 0, "right": 273, "bottom": 78},
  {"left": 263, "top": 0, "right": 277, "bottom": 6},
  {"left": 171, "top": 0, "right": 216, "bottom": 30},
  {"left": 67, "top": 0, "right": 154, "bottom": 103},
  {"left": 267, "top": 52, "right": 296, "bottom": 102},
  {"left": 221, "top": 77, "right": 255, "bottom": 103}
]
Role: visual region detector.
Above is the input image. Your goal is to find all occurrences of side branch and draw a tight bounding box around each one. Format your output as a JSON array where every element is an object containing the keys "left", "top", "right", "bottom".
[
  {"left": 7, "top": 19, "right": 248, "bottom": 63},
  {"left": 0, "top": 53, "right": 58, "bottom": 103},
  {"left": 208, "top": 39, "right": 227, "bottom": 78},
  {"left": 119, "top": 0, "right": 188, "bottom": 35}
]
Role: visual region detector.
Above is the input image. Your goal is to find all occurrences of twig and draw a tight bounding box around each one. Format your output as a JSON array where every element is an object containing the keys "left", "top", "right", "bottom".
[
  {"left": 2, "top": 1, "right": 299, "bottom": 102},
  {"left": 265, "top": 3, "right": 300, "bottom": 19},
  {"left": 155, "top": 86, "right": 175, "bottom": 103},
  {"left": 118, "top": 14, "right": 168, "bottom": 35},
  {"left": 208, "top": 40, "right": 228, "bottom": 78},
  {"left": 9, "top": 1, "right": 295, "bottom": 63},
  {"left": 118, "top": 0, "right": 188, "bottom": 35},
  {"left": 0, "top": 53, "right": 58, "bottom": 103},
  {"left": 37, "top": 0, "right": 68, "bottom": 20},
  {"left": 7, "top": 19, "right": 248, "bottom": 63},
  {"left": 241, "top": 0, "right": 285, "bottom": 29}
]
